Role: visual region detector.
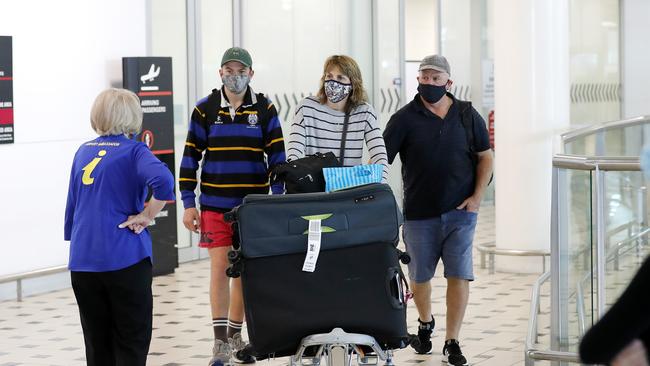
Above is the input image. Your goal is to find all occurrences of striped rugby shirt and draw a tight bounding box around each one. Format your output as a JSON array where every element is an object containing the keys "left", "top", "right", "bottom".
[
  {"left": 287, "top": 96, "right": 389, "bottom": 181},
  {"left": 179, "top": 87, "right": 286, "bottom": 212}
]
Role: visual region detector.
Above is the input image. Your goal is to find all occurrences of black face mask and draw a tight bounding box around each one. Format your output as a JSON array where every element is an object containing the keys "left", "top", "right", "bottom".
[{"left": 418, "top": 83, "right": 447, "bottom": 104}]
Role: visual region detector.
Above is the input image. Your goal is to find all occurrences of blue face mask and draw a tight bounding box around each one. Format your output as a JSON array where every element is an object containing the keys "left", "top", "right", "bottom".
[{"left": 418, "top": 83, "right": 447, "bottom": 104}]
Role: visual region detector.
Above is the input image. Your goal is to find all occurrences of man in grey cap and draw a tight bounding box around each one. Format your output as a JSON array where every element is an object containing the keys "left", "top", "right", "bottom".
[
  {"left": 383, "top": 55, "right": 493, "bottom": 366},
  {"left": 180, "top": 47, "right": 286, "bottom": 365}
]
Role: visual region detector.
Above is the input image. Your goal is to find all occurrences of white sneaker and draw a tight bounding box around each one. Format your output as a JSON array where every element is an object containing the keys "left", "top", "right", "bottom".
[{"left": 209, "top": 339, "right": 232, "bottom": 366}]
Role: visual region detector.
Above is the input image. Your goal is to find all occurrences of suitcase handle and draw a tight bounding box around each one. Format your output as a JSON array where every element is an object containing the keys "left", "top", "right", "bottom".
[
  {"left": 224, "top": 208, "right": 238, "bottom": 223},
  {"left": 386, "top": 268, "right": 406, "bottom": 309}
]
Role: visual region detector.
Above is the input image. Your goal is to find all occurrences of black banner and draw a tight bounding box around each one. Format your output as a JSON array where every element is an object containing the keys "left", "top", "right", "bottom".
[
  {"left": 0, "top": 36, "right": 14, "bottom": 144},
  {"left": 123, "top": 57, "right": 178, "bottom": 276}
]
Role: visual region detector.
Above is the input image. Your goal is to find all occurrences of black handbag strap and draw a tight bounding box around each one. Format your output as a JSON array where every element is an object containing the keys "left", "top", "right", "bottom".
[{"left": 338, "top": 112, "right": 350, "bottom": 165}]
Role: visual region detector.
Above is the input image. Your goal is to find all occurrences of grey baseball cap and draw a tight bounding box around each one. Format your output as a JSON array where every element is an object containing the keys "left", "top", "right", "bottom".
[{"left": 418, "top": 55, "right": 450, "bottom": 75}]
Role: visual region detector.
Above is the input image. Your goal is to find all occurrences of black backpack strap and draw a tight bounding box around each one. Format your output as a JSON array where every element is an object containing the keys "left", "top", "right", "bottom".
[
  {"left": 255, "top": 92, "right": 270, "bottom": 142},
  {"left": 458, "top": 100, "right": 475, "bottom": 155},
  {"left": 204, "top": 88, "right": 222, "bottom": 123},
  {"left": 338, "top": 112, "right": 350, "bottom": 165},
  {"left": 458, "top": 99, "right": 493, "bottom": 185}
]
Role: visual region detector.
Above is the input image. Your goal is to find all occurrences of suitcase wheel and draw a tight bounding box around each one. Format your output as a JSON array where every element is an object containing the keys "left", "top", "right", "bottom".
[
  {"left": 398, "top": 250, "right": 411, "bottom": 264},
  {"left": 227, "top": 250, "right": 242, "bottom": 264},
  {"left": 226, "top": 266, "right": 241, "bottom": 278}
]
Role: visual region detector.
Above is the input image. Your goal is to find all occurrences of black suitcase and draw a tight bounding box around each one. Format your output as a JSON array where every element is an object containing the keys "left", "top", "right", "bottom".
[{"left": 227, "top": 183, "right": 410, "bottom": 358}]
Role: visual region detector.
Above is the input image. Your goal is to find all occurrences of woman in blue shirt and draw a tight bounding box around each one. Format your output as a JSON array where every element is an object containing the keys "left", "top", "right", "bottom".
[{"left": 64, "top": 88, "right": 175, "bottom": 366}]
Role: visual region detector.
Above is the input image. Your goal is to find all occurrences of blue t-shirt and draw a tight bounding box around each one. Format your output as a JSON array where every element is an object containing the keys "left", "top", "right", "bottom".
[
  {"left": 383, "top": 93, "right": 491, "bottom": 219},
  {"left": 64, "top": 134, "right": 175, "bottom": 272}
]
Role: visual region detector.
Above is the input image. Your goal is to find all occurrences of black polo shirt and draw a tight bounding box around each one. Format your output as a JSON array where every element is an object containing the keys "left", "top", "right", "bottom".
[{"left": 383, "top": 93, "right": 490, "bottom": 220}]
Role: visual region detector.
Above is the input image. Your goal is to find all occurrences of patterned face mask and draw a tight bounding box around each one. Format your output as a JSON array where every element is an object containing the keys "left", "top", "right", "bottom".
[
  {"left": 222, "top": 74, "right": 250, "bottom": 94},
  {"left": 324, "top": 80, "right": 353, "bottom": 103}
]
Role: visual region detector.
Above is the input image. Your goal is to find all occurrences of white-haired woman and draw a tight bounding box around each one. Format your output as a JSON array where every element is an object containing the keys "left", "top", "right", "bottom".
[{"left": 64, "top": 88, "right": 175, "bottom": 365}]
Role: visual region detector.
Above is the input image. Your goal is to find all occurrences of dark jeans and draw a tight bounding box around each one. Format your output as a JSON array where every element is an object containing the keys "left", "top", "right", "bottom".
[{"left": 71, "top": 258, "right": 153, "bottom": 366}]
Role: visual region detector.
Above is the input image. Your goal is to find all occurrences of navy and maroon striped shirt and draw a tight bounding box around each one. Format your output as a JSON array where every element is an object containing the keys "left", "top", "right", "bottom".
[{"left": 179, "top": 87, "right": 286, "bottom": 212}]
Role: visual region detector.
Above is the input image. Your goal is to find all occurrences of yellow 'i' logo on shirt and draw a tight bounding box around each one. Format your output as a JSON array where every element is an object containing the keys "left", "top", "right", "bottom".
[{"left": 82, "top": 150, "right": 107, "bottom": 185}]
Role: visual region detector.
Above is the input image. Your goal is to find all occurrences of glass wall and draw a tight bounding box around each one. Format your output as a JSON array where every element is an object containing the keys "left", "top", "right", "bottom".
[
  {"left": 375, "top": 0, "right": 403, "bottom": 202},
  {"left": 200, "top": 0, "right": 233, "bottom": 97},
  {"left": 553, "top": 120, "right": 649, "bottom": 355},
  {"left": 555, "top": 168, "right": 593, "bottom": 352},
  {"left": 404, "top": 0, "right": 438, "bottom": 100},
  {"left": 150, "top": 0, "right": 191, "bottom": 251},
  {"left": 240, "top": 0, "right": 373, "bottom": 135},
  {"left": 569, "top": 0, "right": 621, "bottom": 126}
]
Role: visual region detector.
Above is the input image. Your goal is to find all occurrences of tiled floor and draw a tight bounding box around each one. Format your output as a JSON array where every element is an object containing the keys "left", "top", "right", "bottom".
[{"left": 0, "top": 205, "right": 550, "bottom": 366}]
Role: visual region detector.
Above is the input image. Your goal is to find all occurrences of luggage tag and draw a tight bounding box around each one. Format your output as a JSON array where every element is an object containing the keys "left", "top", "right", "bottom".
[{"left": 302, "top": 219, "right": 322, "bottom": 272}]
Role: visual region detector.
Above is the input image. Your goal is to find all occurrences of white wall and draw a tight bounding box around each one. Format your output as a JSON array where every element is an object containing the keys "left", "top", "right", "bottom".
[
  {"left": 621, "top": 0, "right": 650, "bottom": 119},
  {"left": 0, "top": 0, "right": 147, "bottom": 295}
]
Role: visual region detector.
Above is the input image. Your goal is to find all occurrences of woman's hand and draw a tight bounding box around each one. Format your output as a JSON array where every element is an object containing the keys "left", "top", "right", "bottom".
[
  {"left": 119, "top": 213, "right": 154, "bottom": 234},
  {"left": 118, "top": 197, "right": 167, "bottom": 234}
]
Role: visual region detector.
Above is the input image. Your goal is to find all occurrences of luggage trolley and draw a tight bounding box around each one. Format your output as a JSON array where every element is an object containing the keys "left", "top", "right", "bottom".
[
  {"left": 288, "top": 327, "right": 396, "bottom": 366},
  {"left": 225, "top": 184, "right": 411, "bottom": 366}
]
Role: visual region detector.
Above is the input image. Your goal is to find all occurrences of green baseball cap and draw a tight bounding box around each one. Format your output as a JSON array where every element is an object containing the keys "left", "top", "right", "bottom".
[{"left": 221, "top": 47, "right": 252, "bottom": 68}]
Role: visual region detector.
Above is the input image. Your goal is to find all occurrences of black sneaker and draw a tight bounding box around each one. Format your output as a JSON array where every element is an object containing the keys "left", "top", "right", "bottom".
[
  {"left": 409, "top": 316, "right": 434, "bottom": 354},
  {"left": 442, "top": 339, "right": 468, "bottom": 366},
  {"left": 232, "top": 344, "right": 256, "bottom": 364}
]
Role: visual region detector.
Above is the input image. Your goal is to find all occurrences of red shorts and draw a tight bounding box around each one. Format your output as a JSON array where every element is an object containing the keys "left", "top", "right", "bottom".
[{"left": 199, "top": 211, "right": 233, "bottom": 248}]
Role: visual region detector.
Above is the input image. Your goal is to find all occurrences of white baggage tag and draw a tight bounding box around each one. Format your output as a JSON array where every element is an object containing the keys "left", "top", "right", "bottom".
[{"left": 302, "top": 219, "right": 322, "bottom": 272}]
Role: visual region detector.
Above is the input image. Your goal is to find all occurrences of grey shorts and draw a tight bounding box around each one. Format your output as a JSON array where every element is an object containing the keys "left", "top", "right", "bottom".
[{"left": 403, "top": 209, "right": 477, "bottom": 282}]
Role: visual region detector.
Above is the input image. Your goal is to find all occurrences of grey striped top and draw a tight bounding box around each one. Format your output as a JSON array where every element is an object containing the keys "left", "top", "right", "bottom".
[{"left": 287, "top": 96, "right": 389, "bottom": 181}]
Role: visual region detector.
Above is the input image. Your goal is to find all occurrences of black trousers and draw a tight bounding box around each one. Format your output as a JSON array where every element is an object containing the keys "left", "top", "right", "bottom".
[{"left": 71, "top": 259, "right": 153, "bottom": 366}]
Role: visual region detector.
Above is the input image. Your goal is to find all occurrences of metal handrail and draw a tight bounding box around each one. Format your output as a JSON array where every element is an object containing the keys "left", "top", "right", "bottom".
[
  {"left": 475, "top": 243, "right": 549, "bottom": 274},
  {"left": 0, "top": 265, "right": 68, "bottom": 302},
  {"left": 573, "top": 226, "right": 649, "bottom": 340},
  {"left": 553, "top": 154, "right": 640, "bottom": 171},
  {"left": 607, "top": 227, "right": 650, "bottom": 262},
  {"left": 475, "top": 244, "right": 549, "bottom": 257},
  {"left": 561, "top": 115, "right": 650, "bottom": 143},
  {"left": 476, "top": 221, "right": 637, "bottom": 276},
  {"left": 525, "top": 271, "right": 581, "bottom": 365},
  {"left": 576, "top": 276, "right": 587, "bottom": 337}
]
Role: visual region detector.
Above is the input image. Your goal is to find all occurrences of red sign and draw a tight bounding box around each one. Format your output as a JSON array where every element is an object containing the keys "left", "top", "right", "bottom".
[
  {"left": 141, "top": 129, "right": 154, "bottom": 149},
  {"left": 0, "top": 36, "right": 13, "bottom": 143},
  {"left": 0, "top": 108, "right": 12, "bottom": 125}
]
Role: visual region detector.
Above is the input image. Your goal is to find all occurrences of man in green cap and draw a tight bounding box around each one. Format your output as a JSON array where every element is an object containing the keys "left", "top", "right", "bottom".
[{"left": 179, "top": 47, "right": 286, "bottom": 365}]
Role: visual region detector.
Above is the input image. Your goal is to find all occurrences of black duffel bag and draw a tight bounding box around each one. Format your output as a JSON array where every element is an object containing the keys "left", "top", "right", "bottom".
[{"left": 272, "top": 152, "right": 341, "bottom": 194}]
